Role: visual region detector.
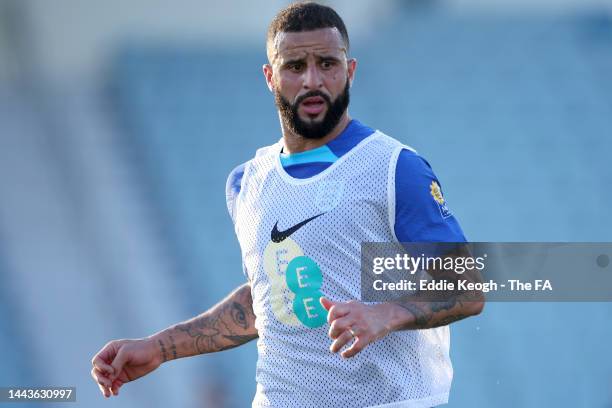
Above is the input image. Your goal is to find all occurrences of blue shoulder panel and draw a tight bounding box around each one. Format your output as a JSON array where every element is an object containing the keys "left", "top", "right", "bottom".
[
  {"left": 226, "top": 162, "right": 246, "bottom": 223},
  {"left": 394, "top": 149, "right": 466, "bottom": 243}
]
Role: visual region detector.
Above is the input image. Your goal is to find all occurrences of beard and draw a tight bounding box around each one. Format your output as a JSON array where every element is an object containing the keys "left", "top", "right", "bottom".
[{"left": 274, "top": 80, "right": 350, "bottom": 140}]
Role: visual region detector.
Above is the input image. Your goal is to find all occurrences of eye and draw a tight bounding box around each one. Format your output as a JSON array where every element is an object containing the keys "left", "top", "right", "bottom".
[
  {"left": 288, "top": 63, "right": 304, "bottom": 72},
  {"left": 321, "top": 60, "right": 335, "bottom": 69}
]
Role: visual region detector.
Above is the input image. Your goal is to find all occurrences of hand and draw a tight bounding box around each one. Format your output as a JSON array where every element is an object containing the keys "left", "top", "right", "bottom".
[
  {"left": 320, "top": 297, "right": 395, "bottom": 358},
  {"left": 91, "top": 338, "right": 163, "bottom": 398}
]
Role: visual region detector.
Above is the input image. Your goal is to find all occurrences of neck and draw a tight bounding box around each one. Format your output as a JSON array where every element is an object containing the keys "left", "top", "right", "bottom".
[{"left": 281, "top": 112, "right": 351, "bottom": 154}]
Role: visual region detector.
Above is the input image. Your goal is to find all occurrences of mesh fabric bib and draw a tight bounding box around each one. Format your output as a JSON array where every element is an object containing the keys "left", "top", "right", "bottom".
[{"left": 233, "top": 132, "right": 452, "bottom": 408}]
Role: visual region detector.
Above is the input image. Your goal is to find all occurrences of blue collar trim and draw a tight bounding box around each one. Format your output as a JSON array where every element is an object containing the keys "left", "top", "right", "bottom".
[{"left": 280, "top": 144, "right": 338, "bottom": 167}]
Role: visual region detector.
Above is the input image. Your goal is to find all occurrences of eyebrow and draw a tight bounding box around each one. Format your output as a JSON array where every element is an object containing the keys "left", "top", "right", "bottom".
[
  {"left": 282, "top": 57, "right": 306, "bottom": 66},
  {"left": 318, "top": 54, "right": 342, "bottom": 61},
  {"left": 281, "top": 54, "right": 343, "bottom": 66}
]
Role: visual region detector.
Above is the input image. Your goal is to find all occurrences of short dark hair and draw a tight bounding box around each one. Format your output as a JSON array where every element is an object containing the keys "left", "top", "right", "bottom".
[{"left": 266, "top": 2, "right": 350, "bottom": 56}]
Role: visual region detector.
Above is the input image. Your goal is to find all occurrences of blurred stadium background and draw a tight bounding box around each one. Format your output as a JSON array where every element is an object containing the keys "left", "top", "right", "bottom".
[{"left": 1, "top": 0, "right": 611, "bottom": 407}]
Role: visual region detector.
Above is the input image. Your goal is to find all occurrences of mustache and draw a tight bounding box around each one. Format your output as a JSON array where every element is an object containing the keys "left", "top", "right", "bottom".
[{"left": 294, "top": 91, "right": 331, "bottom": 107}]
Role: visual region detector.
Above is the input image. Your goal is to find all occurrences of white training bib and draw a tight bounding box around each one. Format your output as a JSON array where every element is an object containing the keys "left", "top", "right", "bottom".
[{"left": 233, "top": 132, "right": 452, "bottom": 408}]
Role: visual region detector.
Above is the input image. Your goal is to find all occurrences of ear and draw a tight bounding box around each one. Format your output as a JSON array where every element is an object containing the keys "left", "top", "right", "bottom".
[
  {"left": 347, "top": 58, "right": 357, "bottom": 88},
  {"left": 263, "top": 64, "right": 274, "bottom": 92}
]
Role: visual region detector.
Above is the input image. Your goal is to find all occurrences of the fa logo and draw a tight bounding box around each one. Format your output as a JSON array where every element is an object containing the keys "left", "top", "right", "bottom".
[{"left": 316, "top": 180, "right": 345, "bottom": 212}]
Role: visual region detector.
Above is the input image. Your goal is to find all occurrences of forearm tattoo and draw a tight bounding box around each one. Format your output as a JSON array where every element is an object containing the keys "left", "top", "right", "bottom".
[
  {"left": 394, "top": 296, "right": 471, "bottom": 329},
  {"left": 171, "top": 284, "right": 258, "bottom": 356},
  {"left": 168, "top": 335, "right": 178, "bottom": 360},
  {"left": 158, "top": 339, "right": 168, "bottom": 363},
  {"left": 393, "top": 244, "right": 484, "bottom": 330}
]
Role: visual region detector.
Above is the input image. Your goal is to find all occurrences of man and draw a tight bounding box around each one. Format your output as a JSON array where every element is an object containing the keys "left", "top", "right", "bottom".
[{"left": 91, "top": 3, "right": 483, "bottom": 407}]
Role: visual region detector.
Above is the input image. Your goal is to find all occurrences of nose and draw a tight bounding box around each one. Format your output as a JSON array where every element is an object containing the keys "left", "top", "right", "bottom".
[{"left": 302, "top": 63, "right": 323, "bottom": 90}]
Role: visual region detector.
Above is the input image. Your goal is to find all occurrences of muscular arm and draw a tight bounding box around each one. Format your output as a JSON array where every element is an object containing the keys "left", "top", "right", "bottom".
[
  {"left": 324, "top": 245, "right": 484, "bottom": 358},
  {"left": 388, "top": 150, "right": 481, "bottom": 329},
  {"left": 385, "top": 245, "right": 484, "bottom": 331},
  {"left": 387, "top": 288, "right": 483, "bottom": 331},
  {"left": 150, "top": 283, "right": 257, "bottom": 362}
]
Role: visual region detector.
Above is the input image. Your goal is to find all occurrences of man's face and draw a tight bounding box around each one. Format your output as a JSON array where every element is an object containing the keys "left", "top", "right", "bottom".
[{"left": 264, "top": 27, "right": 356, "bottom": 139}]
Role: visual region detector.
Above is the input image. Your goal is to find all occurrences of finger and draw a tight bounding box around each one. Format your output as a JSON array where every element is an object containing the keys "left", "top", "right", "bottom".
[
  {"left": 328, "top": 316, "right": 356, "bottom": 340},
  {"left": 91, "top": 367, "right": 112, "bottom": 388},
  {"left": 320, "top": 297, "right": 336, "bottom": 311},
  {"left": 92, "top": 367, "right": 111, "bottom": 397},
  {"left": 330, "top": 330, "right": 354, "bottom": 353},
  {"left": 97, "top": 382, "right": 111, "bottom": 398},
  {"left": 113, "top": 368, "right": 130, "bottom": 384},
  {"left": 111, "top": 379, "right": 123, "bottom": 396},
  {"left": 110, "top": 347, "right": 129, "bottom": 381},
  {"left": 92, "top": 352, "right": 114, "bottom": 376},
  {"left": 341, "top": 337, "right": 369, "bottom": 359},
  {"left": 326, "top": 303, "right": 351, "bottom": 324}
]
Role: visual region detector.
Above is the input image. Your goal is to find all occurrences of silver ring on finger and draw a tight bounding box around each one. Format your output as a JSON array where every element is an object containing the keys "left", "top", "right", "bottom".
[{"left": 348, "top": 327, "right": 357, "bottom": 338}]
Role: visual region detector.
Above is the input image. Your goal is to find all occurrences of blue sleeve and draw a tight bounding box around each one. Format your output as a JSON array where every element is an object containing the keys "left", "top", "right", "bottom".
[
  {"left": 226, "top": 162, "right": 251, "bottom": 281},
  {"left": 225, "top": 162, "right": 246, "bottom": 224},
  {"left": 394, "top": 149, "right": 466, "bottom": 242}
]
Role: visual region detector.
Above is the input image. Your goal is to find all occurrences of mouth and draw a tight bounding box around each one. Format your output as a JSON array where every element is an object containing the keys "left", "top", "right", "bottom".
[{"left": 300, "top": 96, "right": 326, "bottom": 116}]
